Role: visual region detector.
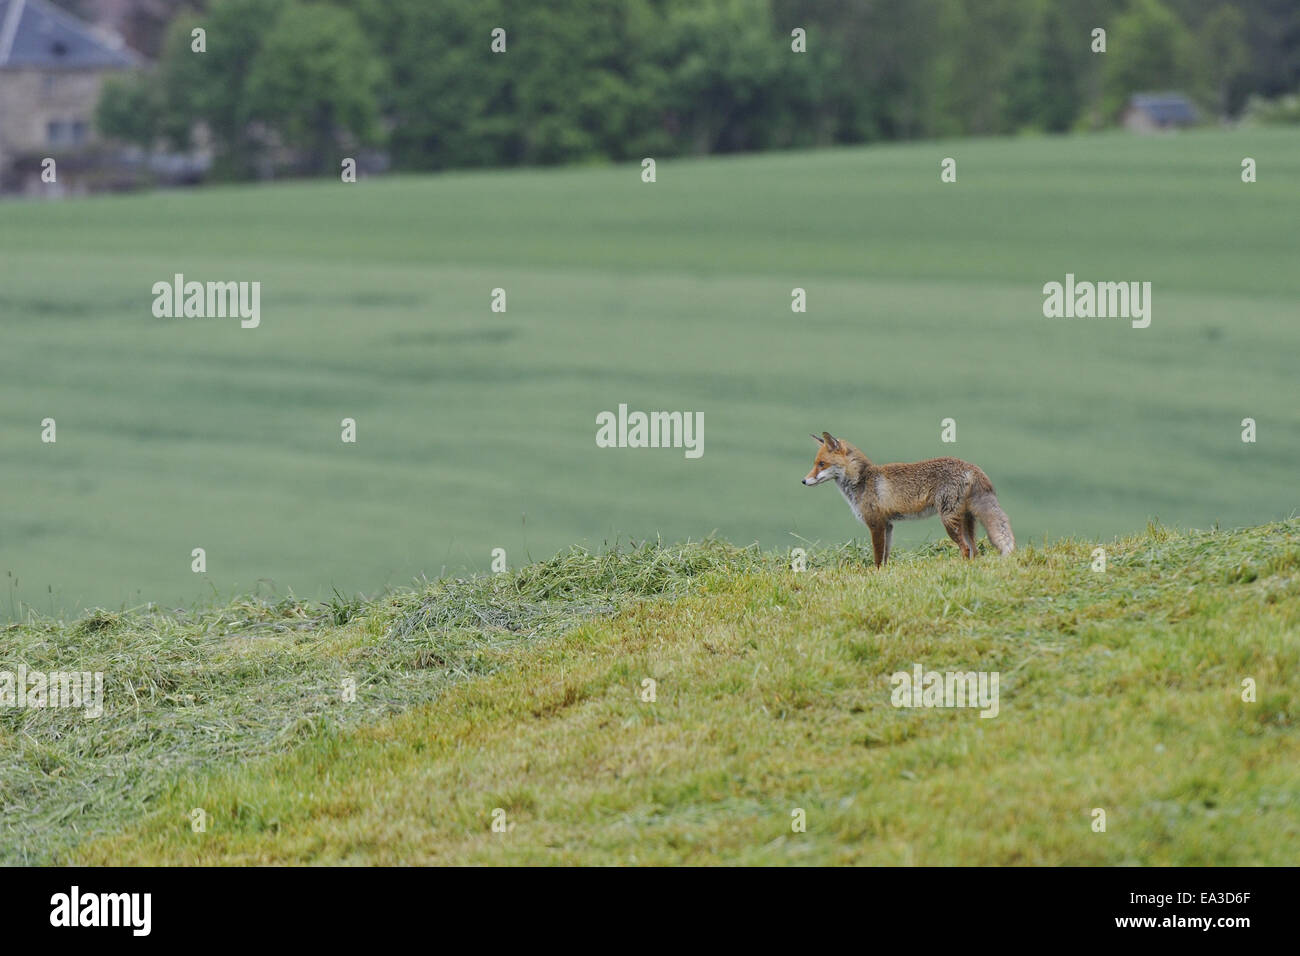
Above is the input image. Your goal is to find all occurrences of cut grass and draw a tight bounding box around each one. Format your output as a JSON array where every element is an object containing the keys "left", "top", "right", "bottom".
[
  {"left": 3, "top": 521, "right": 1293, "bottom": 864},
  {"left": 0, "top": 539, "right": 758, "bottom": 863}
]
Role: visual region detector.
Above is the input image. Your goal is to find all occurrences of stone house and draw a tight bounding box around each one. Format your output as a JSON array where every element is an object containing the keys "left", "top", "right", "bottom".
[{"left": 0, "top": 0, "right": 141, "bottom": 192}]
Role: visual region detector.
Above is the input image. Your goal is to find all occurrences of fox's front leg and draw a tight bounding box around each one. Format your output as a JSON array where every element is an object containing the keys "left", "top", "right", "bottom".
[{"left": 869, "top": 522, "right": 888, "bottom": 568}]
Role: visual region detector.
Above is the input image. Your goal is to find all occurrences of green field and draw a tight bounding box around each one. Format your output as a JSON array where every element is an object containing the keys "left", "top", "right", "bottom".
[
  {"left": 1, "top": 128, "right": 1297, "bottom": 618},
  {"left": 3, "top": 521, "right": 1296, "bottom": 864}
]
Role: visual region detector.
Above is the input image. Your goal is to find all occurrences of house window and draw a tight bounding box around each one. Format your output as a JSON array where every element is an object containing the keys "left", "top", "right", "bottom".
[
  {"left": 42, "top": 74, "right": 57, "bottom": 95},
  {"left": 47, "top": 120, "right": 90, "bottom": 147}
]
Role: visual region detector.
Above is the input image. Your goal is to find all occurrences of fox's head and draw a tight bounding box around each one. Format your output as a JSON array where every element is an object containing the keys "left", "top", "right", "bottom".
[{"left": 802, "top": 432, "right": 848, "bottom": 486}]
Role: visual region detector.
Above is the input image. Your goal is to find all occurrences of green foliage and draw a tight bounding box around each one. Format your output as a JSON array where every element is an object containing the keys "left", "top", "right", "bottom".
[
  {"left": 153, "top": 0, "right": 286, "bottom": 177},
  {"left": 94, "top": 0, "right": 1300, "bottom": 174},
  {"left": 1198, "top": 5, "right": 1250, "bottom": 117},
  {"left": 130, "top": 0, "right": 383, "bottom": 178},
  {"left": 94, "top": 72, "right": 163, "bottom": 149},
  {"left": 646, "top": 0, "right": 812, "bottom": 154},
  {"left": 1102, "top": 0, "right": 1197, "bottom": 120},
  {"left": 1242, "top": 92, "right": 1300, "bottom": 125},
  {"left": 244, "top": 3, "right": 385, "bottom": 173},
  {"left": 1005, "top": 1, "right": 1088, "bottom": 133},
  {"left": 351, "top": 0, "right": 814, "bottom": 169}
]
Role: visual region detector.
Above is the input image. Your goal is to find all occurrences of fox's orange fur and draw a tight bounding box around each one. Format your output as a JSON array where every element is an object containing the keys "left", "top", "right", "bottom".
[{"left": 801, "top": 431, "right": 1015, "bottom": 567}]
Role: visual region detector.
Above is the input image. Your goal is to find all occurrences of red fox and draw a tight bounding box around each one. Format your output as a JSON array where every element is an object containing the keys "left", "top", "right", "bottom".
[{"left": 801, "top": 432, "right": 1014, "bottom": 568}]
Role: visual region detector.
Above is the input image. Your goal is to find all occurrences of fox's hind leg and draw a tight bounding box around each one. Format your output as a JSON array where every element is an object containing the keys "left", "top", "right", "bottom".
[
  {"left": 962, "top": 512, "right": 978, "bottom": 556},
  {"left": 941, "top": 511, "right": 972, "bottom": 558}
]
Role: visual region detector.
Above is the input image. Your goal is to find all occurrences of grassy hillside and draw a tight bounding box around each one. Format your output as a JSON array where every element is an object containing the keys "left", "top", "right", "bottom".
[
  {"left": 2, "top": 128, "right": 1299, "bottom": 618},
  {"left": 2, "top": 520, "right": 1296, "bottom": 865}
]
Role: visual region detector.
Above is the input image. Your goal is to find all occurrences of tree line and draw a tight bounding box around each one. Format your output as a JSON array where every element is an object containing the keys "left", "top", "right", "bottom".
[{"left": 94, "top": 0, "right": 1300, "bottom": 180}]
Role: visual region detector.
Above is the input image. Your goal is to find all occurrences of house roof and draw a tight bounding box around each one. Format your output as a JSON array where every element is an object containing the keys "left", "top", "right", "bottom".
[
  {"left": 0, "top": 0, "right": 140, "bottom": 69},
  {"left": 1129, "top": 93, "right": 1199, "bottom": 125}
]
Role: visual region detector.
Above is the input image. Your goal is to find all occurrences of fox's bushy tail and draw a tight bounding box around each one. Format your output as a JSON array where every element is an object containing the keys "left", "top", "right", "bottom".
[{"left": 974, "top": 494, "right": 1015, "bottom": 555}]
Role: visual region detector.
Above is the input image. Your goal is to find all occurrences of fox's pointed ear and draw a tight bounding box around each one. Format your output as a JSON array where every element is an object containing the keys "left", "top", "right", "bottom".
[
  {"left": 810, "top": 433, "right": 823, "bottom": 444},
  {"left": 821, "top": 431, "right": 840, "bottom": 450}
]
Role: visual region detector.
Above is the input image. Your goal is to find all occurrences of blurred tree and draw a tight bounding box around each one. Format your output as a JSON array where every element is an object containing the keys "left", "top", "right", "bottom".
[
  {"left": 509, "top": 0, "right": 664, "bottom": 163},
  {"left": 1197, "top": 5, "right": 1250, "bottom": 118},
  {"left": 347, "top": 0, "right": 517, "bottom": 170},
  {"left": 96, "top": 72, "right": 163, "bottom": 149},
  {"left": 116, "top": 0, "right": 383, "bottom": 178},
  {"left": 153, "top": 0, "right": 287, "bottom": 178},
  {"left": 245, "top": 2, "right": 384, "bottom": 174},
  {"left": 931, "top": 0, "right": 1033, "bottom": 136},
  {"left": 94, "top": 0, "right": 1289, "bottom": 179},
  {"left": 1102, "top": 0, "right": 1197, "bottom": 120},
  {"left": 651, "top": 0, "right": 808, "bottom": 154},
  {"left": 1006, "top": 1, "right": 1084, "bottom": 132}
]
